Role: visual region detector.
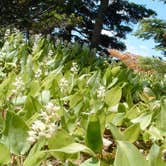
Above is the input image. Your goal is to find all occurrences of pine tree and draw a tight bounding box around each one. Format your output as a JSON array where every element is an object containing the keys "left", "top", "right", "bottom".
[
  {"left": 135, "top": 0, "right": 166, "bottom": 56},
  {"left": 0, "top": 0, "right": 155, "bottom": 53}
]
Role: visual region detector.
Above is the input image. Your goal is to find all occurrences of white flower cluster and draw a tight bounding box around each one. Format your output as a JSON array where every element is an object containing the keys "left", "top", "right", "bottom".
[
  {"left": 13, "top": 28, "right": 20, "bottom": 34},
  {"left": 27, "top": 102, "right": 60, "bottom": 143},
  {"left": 12, "top": 77, "right": 25, "bottom": 93},
  {"left": 48, "top": 50, "right": 54, "bottom": 56},
  {"left": 35, "top": 69, "right": 42, "bottom": 78},
  {"left": 97, "top": 86, "right": 106, "bottom": 99},
  {"left": 46, "top": 59, "right": 54, "bottom": 66},
  {"left": 59, "top": 77, "right": 69, "bottom": 93},
  {"left": 70, "top": 62, "right": 79, "bottom": 74},
  {"left": 32, "top": 34, "right": 41, "bottom": 52},
  {"left": 4, "top": 29, "right": 10, "bottom": 39},
  {"left": 34, "top": 34, "right": 41, "bottom": 42}
]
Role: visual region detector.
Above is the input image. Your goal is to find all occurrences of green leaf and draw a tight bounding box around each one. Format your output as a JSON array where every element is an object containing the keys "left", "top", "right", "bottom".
[
  {"left": 147, "top": 126, "right": 163, "bottom": 140},
  {"left": 33, "top": 49, "right": 43, "bottom": 61},
  {"left": 111, "top": 66, "right": 121, "bottom": 76},
  {"left": 159, "top": 99, "right": 166, "bottom": 130},
  {"left": 87, "top": 71, "right": 99, "bottom": 86},
  {"left": 114, "top": 141, "right": 149, "bottom": 166},
  {"left": 28, "top": 80, "right": 40, "bottom": 96},
  {"left": 102, "top": 68, "right": 112, "bottom": 86},
  {"left": 0, "top": 143, "right": 10, "bottom": 164},
  {"left": 69, "top": 93, "right": 82, "bottom": 108},
  {"left": 1, "top": 111, "right": 30, "bottom": 155},
  {"left": 131, "top": 113, "right": 152, "bottom": 130},
  {"left": 80, "top": 158, "right": 100, "bottom": 166},
  {"left": 123, "top": 123, "right": 140, "bottom": 143},
  {"left": 48, "top": 129, "right": 75, "bottom": 160},
  {"left": 107, "top": 123, "right": 124, "bottom": 140},
  {"left": 0, "top": 72, "right": 15, "bottom": 97},
  {"left": 147, "top": 144, "right": 165, "bottom": 166},
  {"left": 23, "top": 96, "right": 42, "bottom": 120},
  {"left": 23, "top": 151, "right": 46, "bottom": 166},
  {"left": 23, "top": 139, "right": 46, "bottom": 166},
  {"left": 48, "top": 143, "right": 95, "bottom": 157},
  {"left": 105, "top": 86, "right": 122, "bottom": 107},
  {"left": 23, "top": 55, "right": 33, "bottom": 81},
  {"left": 85, "top": 114, "right": 103, "bottom": 153}
]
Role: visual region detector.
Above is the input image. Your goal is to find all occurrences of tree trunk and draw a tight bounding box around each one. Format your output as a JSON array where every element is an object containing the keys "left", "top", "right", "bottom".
[{"left": 90, "top": 0, "right": 109, "bottom": 49}]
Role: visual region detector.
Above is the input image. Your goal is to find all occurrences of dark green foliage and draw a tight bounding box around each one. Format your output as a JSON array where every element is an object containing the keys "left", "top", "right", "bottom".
[
  {"left": 0, "top": 0, "right": 155, "bottom": 53},
  {"left": 0, "top": 33, "right": 166, "bottom": 165},
  {"left": 135, "top": 19, "right": 166, "bottom": 56}
]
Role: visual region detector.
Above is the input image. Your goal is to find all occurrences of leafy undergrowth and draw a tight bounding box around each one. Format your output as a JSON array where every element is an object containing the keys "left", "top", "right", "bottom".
[{"left": 0, "top": 33, "right": 166, "bottom": 166}]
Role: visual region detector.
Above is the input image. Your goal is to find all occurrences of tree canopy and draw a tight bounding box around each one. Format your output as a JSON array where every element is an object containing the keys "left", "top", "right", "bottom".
[
  {"left": 0, "top": 0, "right": 155, "bottom": 53},
  {"left": 135, "top": 19, "right": 166, "bottom": 56},
  {"left": 135, "top": 0, "right": 166, "bottom": 56}
]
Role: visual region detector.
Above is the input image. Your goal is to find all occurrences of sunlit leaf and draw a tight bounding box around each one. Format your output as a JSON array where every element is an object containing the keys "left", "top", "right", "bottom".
[
  {"left": 80, "top": 158, "right": 100, "bottom": 166},
  {"left": 48, "top": 129, "right": 75, "bottom": 160},
  {"left": 105, "top": 86, "right": 122, "bottom": 107},
  {"left": 114, "top": 141, "right": 149, "bottom": 166},
  {"left": 131, "top": 113, "right": 152, "bottom": 130},
  {"left": 85, "top": 114, "right": 103, "bottom": 153},
  {"left": 0, "top": 143, "right": 10, "bottom": 164},
  {"left": 123, "top": 123, "right": 140, "bottom": 143},
  {"left": 147, "top": 143, "right": 165, "bottom": 166},
  {"left": 1, "top": 111, "right": 30, "bottom": 155}
]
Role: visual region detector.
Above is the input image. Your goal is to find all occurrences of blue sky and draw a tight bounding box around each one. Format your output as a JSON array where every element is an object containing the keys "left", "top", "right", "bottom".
[{"left": 125, "top": 0, "right": 165, "bottom": 57}]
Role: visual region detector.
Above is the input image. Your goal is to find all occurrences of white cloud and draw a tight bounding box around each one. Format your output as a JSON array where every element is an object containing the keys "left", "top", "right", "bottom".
[
  {"left": 101, "top": 29, "right": 116, "bottom": 37},
  {"left": 126, "top": 44, "right": 151, "bottom": 57}
]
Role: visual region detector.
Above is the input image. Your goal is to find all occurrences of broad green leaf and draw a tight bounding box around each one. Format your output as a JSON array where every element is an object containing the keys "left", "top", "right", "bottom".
[
  {"left": 123, "top": 123, "right": 140, "bottom": 143},
  {"left": 112, "top": 112, "right": 125, "bottom": 126},
  {"left": 1, "top": 111, "right": 30, "bottom": 155},
  {"left": 0, "top": 143, "right": 10, "bottom": 164},
  {"left": 107, "top": 123, "right": 124, "bottom": 140},
  {"left": 23, "top": 96, "right": 42, "bottom": 120},
  {"left": 143, "top": 87, "right": 155, "bottom": 98},
  {"left": 131, "top": 113, "right": 152, "bottom": 130},
  {"left": 111, "top": 66, "right": 121, "bottom": 76},
  {"left": 48, "top": 129, "right": 75, "bottom": 160},
  {"left": 87, "top": 71, "right": 99, "bottom": 86},
  {"left": 125, "top": 105, "right": 141, "bottom": 119},
  {"left": 102, "top": 68, "right": 112, "bottom": 86},
  {"left": 33, "top": 49, "right": 43, "bottom": 61},
  {"left": 85, "top": 114, "right": 103, "bottom": 153},
  {"left": 147, "top": 144, "right": 165, "bottom": 166},
  {"left": 80, "top": 158, "right": 100, "bottom": 166},
  {"left": 107, "top": 77, "right": 118, "bottom": 89},
  {"left": 158, "top": 99, "right": 166, "bottom": 130},
  {"left": 96, "top": 109, "right": 106, "bottom": 135},
  {"left": 105, "top": 86, "right": 122, "bottom": 107},
  {"left": 23, "top": 151, "right": 46, "bottom": 166},
  {"left": 0, "top": 72, "right": 15, "bottom": 97},
  {"left": 147, "top": 126, "right": 163, "bottom": 140},
  {"left": 23, "top": 139, "right": 46, "bottom": 166},
  {"left": 23, "top": 55, "right": 33, "bottom": 81},
  {"left": 118, "top": 103, "right": 126, "bottom": 113},
  {"left": 114, "top": 141, "right": 149, "bottom": 166},
  {"left": 69, "top": 93, "right": 82, "bottom": 108},
  {"left": 28, "top": 80, "right": 40, "bottom": 96},
  {"left": 48, "top": 143, "right": 95, "bottom": 157}
]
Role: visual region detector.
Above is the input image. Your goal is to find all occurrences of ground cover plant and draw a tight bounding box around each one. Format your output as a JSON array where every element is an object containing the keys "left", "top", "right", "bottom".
[{"left": 0, "top": 33, "right": 166, "bottom": 166}]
